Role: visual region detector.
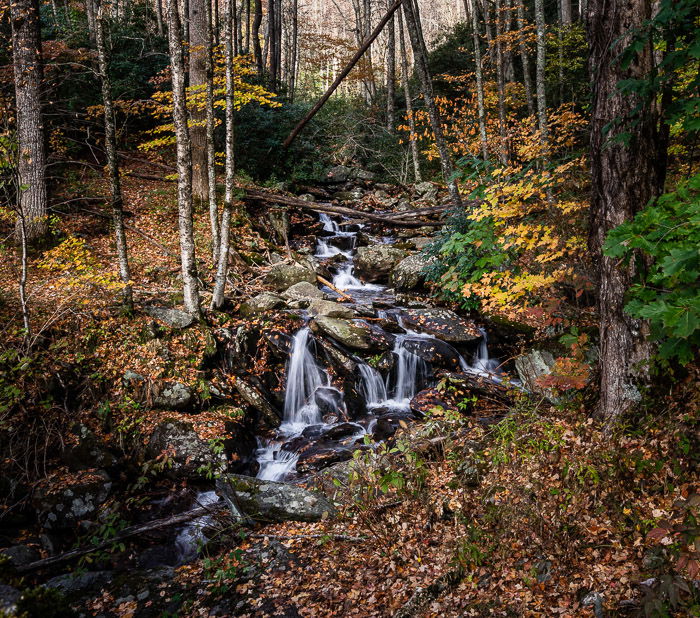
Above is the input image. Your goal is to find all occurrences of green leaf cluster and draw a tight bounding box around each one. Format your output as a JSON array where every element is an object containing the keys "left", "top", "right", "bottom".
[{"left": 604, "top": 174, "right": 700, "bottom": 364}]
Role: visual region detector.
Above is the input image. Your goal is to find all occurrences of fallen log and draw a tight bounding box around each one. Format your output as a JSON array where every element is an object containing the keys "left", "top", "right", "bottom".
[
  {"left": 18, "top": 504, "right": 226, "bottom": 573},
  {"left": 317, "top": 275, "right": 354, "bottom": 302},
  {"left": 245, "top": 190, "right": 448, "bottom": 228},
  {"left": 438, "top": 371, "right": 525, "bottom": 405}
]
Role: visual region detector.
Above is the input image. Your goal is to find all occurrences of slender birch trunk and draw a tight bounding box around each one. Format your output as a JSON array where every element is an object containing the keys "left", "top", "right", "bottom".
[
  {"left": 494, "top": 0, "right": 508, "bottom": 163},
  {"left": 205, "top": 0, "right": 219, "bottom": 265},
  {"left": 397, "top": 9, "right": 421, "bottom": 182},
  {"left": 289, "top": 0, "right": 298, "bottom": 100},
  {"left": 534, "top": 0, "right": 548, "bottom": 142},
  {"left": 211, "top": 0, "right": 235, "bottom": 310},
  {"left": 189, "top": 0, "right": 209, "bottom": 203},
  {"left": 167, "top": 0, "right": 201, "bottom": 315},
  {"left": 402, "top": 1, "right": 461, "bottom": 205},
  {"left": 96, "top": 1, "right": 133, "bottom": 310},
  {"left": 386, "top": 0, "right": 396, "bottom": 131},
  {"left": 470, "top": 0, "right": 489, "bottom": 160}
]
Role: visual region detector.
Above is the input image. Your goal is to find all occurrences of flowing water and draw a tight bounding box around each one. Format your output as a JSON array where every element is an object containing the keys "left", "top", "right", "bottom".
[
  {"left": 253, "top": 214, "right": 502, "bottom": 483},
  {"left": 174, "top": 490, "right": 221, "bottom": 564}
]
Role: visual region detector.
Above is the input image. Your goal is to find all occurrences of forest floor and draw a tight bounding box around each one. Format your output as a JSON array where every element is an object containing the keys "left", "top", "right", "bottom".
[{"left": 0, "top": 162, "right": 698, "bottom": 617}]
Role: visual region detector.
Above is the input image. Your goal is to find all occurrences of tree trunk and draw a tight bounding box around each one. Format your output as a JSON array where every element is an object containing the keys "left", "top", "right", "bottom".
[
  {"left": 252, "top": 0, "right": 263, "bottom": 75},
  {"left": 494, "top": 0, "right": 508, "bottom": 163},
  {"left": 469, "top": 0, "right": 489, "bottom": 160},
  {"left": 86, "top": 0, "right": 97, "bottom": 44},
  {"left": 402, "top": 0, "right": 461, "bottom": 206},
  {"left": 167, "top": 0, "right": 201, "bottom": 316},
  {"left": 189, "top": 0, "right": 209, "bottom": 203},
  {"left": 534, "top": 0, "right": 548, "bottom": 142},
  {"left": 587, "top": 0, "right": 659, "bottom": 422},
  {"left": 386, "top": 0, "right": 396, "bottom": 131},
  {"left": 10, "top": 0, "right": 48, "bottom": 243},
  {"left": 560, "top": 0, "right": 572, "bottom": 25},
  {"left": 516, "top": 1, "right": 534, "bottom": 117},
  {"left": 156, "top": 0, "right": 164, "bottom": 35},
  {"left": 289, "top": 0, "right": 298, "bottom": 100},
  {"left": 205, "top": 0, "right": 219, "bottom": 265},
  {"left": 245, "top": 0, "right": 251, "bottom": 52},
  {"left": 211, "top": 0, "right": 235, "bottom": 310},
  {"left": 397, "top": 9, "right": 421, "bottom": 181},
  {"left": 268, "top": 0, "right": 278, "bottom": 89},
  {"left": 96, "top": 1, "right": 133, "bottom": 310}
]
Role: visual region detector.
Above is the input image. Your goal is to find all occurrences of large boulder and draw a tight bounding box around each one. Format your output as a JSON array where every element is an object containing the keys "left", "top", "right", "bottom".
[
  {"left": 33, "top": 472, "right": 112, "bottom": 530},
  {"left": 147, "top": 420, "right": 226, "bottom": 479},
  {"left": 234, "top": 378, "right": 281, "bottom": 429},
  {"left": 401, "top": 337, "right": 464, "bottom": 370},
  {"left": 144, "top": 306, "right": 195, "bottom": 329},
  {"left": 354, "top": 246, "right": 408, "bottom": 283},
  {"left": 216, "top": 474, "right": 335, "bottom": 523},
  {"left": 400, "top": 308, "right": 481, "bottom": 345},
  {"left": 153, "top": 381, "right": 196, "bottom": 411},
  {"left": 392, "top": 253, "right": 433, "bottom": 292},
  {"left": 515, "top": 350, "right": 557, "bottom": 401},
  {"left": 308, "top": 299, "right": 355, "bottom": 319},
  {"left": 265, "top": 262, "right": 317, "bottom": 292},
  {"left": 310, "top": 317, "right": 394, "bottom": 352},
  {"left": 282, "top": 281, "right": 325, "bottom": 302},
  {"left": 239, "top": 292, "right": 285, "bottom": 317},
  {"left": 63, "top": 424, "right": 118, "bottom": 472},
  {"left": 414, "top": 181, "right": 439, "bottom": 202}
]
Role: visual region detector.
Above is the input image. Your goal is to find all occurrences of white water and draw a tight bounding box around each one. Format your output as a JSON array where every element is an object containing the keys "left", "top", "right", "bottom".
[
  {"left": 256, "top": 442, "right": 300, "bottom": 481},
  {"left": 316, "top": 239, "right": 351, "bottom": 259},
  {"left": 332, "top": 263, "right": 384, "bottom": 292},
  {"left": 283, "top": 327, "right": 328, "bottom": 429},
  {"left": 358, "top": 363, "right": 388, "bottom": 407},
  {"left": 320, "top": 213, "right": 339, "bottom": 233},
  {"left": 174, "top": 490, "right": 220, "bottom": 564},
  {"left": 384, "top": 334, "right": 429, "bottom": 408}
]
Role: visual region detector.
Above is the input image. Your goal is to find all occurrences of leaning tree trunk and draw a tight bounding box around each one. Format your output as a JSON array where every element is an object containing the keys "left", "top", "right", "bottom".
[
  {"left": 397, "top": 8, "right": 421, "bottom": 181},
  {"left": 96, "top": 1, "right": 133, "bottom": 310},
  {"left": 189, "top": 0, "right": 209, "bottom": 204},
  {"left": 402, "top": 0, "right": 461, "bottom": 206},
  {"left": 167, "top": 0, "right": 201, "bottom": 316},
  {"left": 211, "top": 0, "right": 235, "bottom": 310},
  {"left": 587, "top": 0, "right": 659, "bottom": 422},
  {"left": 10, "top": 0, "right": 48, "bottom": 242}
]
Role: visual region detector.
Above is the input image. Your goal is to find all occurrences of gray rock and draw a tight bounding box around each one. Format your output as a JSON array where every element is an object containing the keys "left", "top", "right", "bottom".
[
  {"left": 239, "top": 292, "right": 286, "bottom": 317},
  {"left": 0, "top": 544, "right": 40, "bottom": 567},
  {"left": 326, "top": 165, "right": 352, "bottom": 183},
  {"left": 33, "top": 473, "right": 112, "bottom": 530},
  {"left": 401, "top": 337, "right": 464, "bottom": 370},
  {"left": 400, "top": 308, "right": 481, "bottom": 344},
  {"left": 216, "top": 474, "right": 335, "bottom": 523},
  {"left": 392, "top": 253, "right": 433, "bottom": 292},
  {"left": 63, "top": 424, "right": 118, "bottom": 472},
  {"left": 234, "top": 379, "right": 281, "bottom": 429},
  {"left": 266, "top": 262, "right": 317, "bottom": 292},
  {"left": 406, "top": 237, "right": 433, "bottom": 251},
  {"left": 44, "top": 571, "right": 113, "bottom": 594},
  {"left": 515, "top": 350, "right": 557, "bottom": 399},
  {"left": 154, "top": 381, "right": 195, "bottom": 411},
  {"left": 144, "top": 306, "right": 195, "bottom": 329},
  {"left": 0, "top": 584, "right": 20, "bottom": 614},
  {"left": 308, "top": 299, "right": 355, "bottom": 319},
  {"left": 298, "top": 193, "right": 316, "bottom": 202},
  {"left": 353, "top": 168, "right": 375, "bottom": 181},
  {"left": 310, "top": 317, "right": 394, "bottom": 352},
  {"left": 414, "top": 181, "right": 438, "bottom": 201},
  {"left": 147, "top": 420, "right": 226, "bottom": 478},
  {"left": 354, "top": 245, "right": 409, "bottom": 283},
  {"left": 282, "top": 281, "right": 325, "bottom": 302},
  {"left": 333, "top": 191, "right": 355, "bottom": 202}
]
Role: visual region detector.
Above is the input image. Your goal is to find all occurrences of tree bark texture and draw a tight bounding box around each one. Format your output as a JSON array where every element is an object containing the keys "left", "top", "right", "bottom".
[
  {"left": 587, "top": 0, "right": 659, "bottom": 421},
  {"left": 494, "top": 0, "right": 508, "bottom": 163},
  {"left": 397, "top": 8, "right": 421, "bottom": 181},
  {"left": 402, "top": 0, "right": 461, "bottom": 207},
  {"left": 167, "top": 0, "right": 201, "bottom": 315},
  {"left": 10, "top": 0, "right": 48, "bottom": 242},
  {"left": 211, "top": 0, "right": 235, "bottom": 309},
  {"left": 386, "top": 0, "right": 396, "bottom": 131},
  {"left": 534, "top": 0, "right": 548, "bottom": 141},
  {"left": 189, "top": 0, "right": 209, "bottom": 203},
  {"left": 469, "top": 0, "right": 489, "bottom": 160},
  {"left": 96, "top": 1, "right": 133, "bottom": 310},
  {"left": 252, "top": 0, "right": 263, "bottom": 75},
  {"left": 516, "top": 1, "right": 534, "bottom": 117},
  {"left": 205, "top": 0, "right": 219, "bottom": 265}
]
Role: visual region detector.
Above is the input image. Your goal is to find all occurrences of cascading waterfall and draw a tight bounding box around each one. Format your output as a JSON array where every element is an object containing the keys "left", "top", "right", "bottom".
[
  {"left": 386, "top": 334, "right": 429, "bottom": 407},
  {"left": 320, "top": 213, "right": 339, "bottom": 233},
  {"left": 472, "top": 328, "right": 500, "bottom": 375},
  {"left": 174, "top": 490, "right": 220, "bottom": 564},
  {"left": 358, "top": 363, "right": 388, "bottom": 407},
  {"left": 283, "top": 327, "right": 328, "bottom": 428}
]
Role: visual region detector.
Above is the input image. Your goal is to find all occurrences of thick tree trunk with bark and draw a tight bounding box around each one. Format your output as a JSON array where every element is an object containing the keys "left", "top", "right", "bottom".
[
  {"left": 189, "top": 0, "right": 209, "bottom": 203},
  {"left": 211, "top": 0, "right": 236, "bottom": 309},
  {"left": 534, "top": 0, "right": 548, "bottom": 141},
  {"left": 397, "top": 9, "right": 421, "bottom": 181},
  {"left": 402, "top": 0, "right": 461, "bottom": 207},
  {"left": 10, "top": 0, "right": 48, "bottom": 242},
  {"left": 252, "top": 0, "right": 263, "bottom": 75},
  {"left": 587, "top": 0, "right": 659, "bottom": 422},
  {"left": 167, "top": 0, "right": 201, "bottom": 315},
  {"left": 469, "top": 0, "right": 489, "bottom": 160},
  {"left": 96, "top": 1, "right": 133, "bottom": 310},
  {"left": 205, "top": 0, "right": 219, "bottom": 265},
  {"left": 156, "top": 0, "right": 165, "bottom": 35},
  {"left": 494, "top": 0, "right": 508, "bottom": 163},
  {"left": 560, "top": 0, "right": 572, "bottom": 25}
]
